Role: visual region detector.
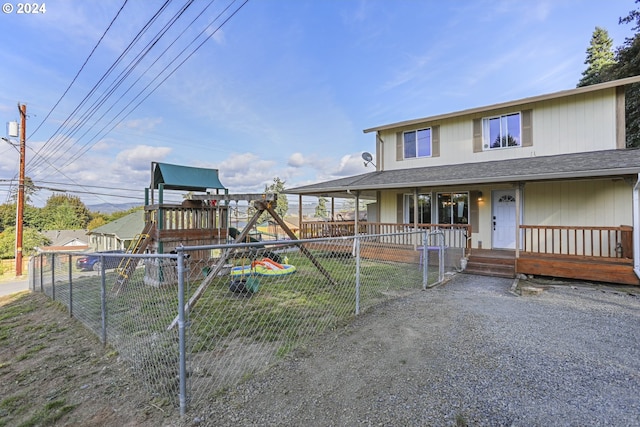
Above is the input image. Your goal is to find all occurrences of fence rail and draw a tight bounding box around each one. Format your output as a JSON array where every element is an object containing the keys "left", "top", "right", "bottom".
[
  {"left": 300, "top": 221, "right": 471, "bottom": 250},
  {"left": 520, "top": 225, "right": 633, "bottom": 258},
  {"left": 31, "top": 231, "right": 457, "bottom": 417}
]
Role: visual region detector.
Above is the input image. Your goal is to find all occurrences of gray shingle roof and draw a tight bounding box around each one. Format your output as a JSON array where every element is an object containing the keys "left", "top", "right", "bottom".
[
  {"left": 285, "top": 149, "right": 640, "bottom": 197},
  {"left": 88, "top": 211, "right": 145, "bottom": 239}
]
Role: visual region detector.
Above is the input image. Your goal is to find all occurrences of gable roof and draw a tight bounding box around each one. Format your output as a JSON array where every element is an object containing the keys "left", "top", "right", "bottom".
[
  {"left": 363, "top": 76, "right": 640, "bottom": 134},
  {"left": 285, "top": 149, "right": 640, "bottom": 198},
  {"left": 152, "top": 162, "right": 226, "bottom": 192},
  {"left": 88, "top": 211, "right": 145, "bottom": 240},
  {"left": 41, "top": 229, "right": 89, "bottom": 246}
]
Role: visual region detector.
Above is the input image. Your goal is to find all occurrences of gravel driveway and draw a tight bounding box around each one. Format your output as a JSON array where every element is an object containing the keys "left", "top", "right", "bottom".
[{"left": 189, "top": 274, "right": 640, "bottom": 426}]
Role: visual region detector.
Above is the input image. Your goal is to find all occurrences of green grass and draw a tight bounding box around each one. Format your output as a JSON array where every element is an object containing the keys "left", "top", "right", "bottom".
[
  {"left": 15, "top": 344, "right": 47, "bottom": 361},
  {"left": 16, "top": 400, "right": 76, "bottom": 427},
  {"left": 0, "top": 394, "right": 75, "bottom": 427},
  {"left": 34, "top": 248, "right": 436, "bottom": 401},
  {"left": 187, "top": 249, "right": 430, "bottom": 358}
]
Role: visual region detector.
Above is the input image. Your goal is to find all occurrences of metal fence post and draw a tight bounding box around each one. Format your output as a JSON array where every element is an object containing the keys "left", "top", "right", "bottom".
[
  {"left": 39, "top": 254, "right": 43, "bottom": 292},
  {"left": 51, "top": 254, "right": 56, "bottom": 300},
  {"left": 68, "top": 254, "right": 73, "bottom": 317},
  {"left": 100, "top": 256, "right": 107, "bottom": 346},
  {"left": 177, "top": 248, "right": 187, "bottom": 417},
  {"left": 438, "top": 232, "right": 445, "bottom": 283},
  {"left": 355, "top": 236, "right": 361, "bottom": 315},
  {"left": 422, "top": 231, "right": 428, "bottom": 290}
]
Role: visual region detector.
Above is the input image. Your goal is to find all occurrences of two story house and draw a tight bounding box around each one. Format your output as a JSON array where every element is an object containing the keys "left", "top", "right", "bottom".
[{"left": 286, "top": 76, "right": 640, "bottom": 285}]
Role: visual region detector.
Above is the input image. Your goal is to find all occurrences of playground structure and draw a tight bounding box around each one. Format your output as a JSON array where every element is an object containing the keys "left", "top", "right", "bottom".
[{"left": 114, "top": 162, "right": 337, "bottom": 304}]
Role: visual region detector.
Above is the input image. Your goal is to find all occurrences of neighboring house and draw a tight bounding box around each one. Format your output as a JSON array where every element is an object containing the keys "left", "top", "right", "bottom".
[
  {"left": 286, "top": 76, "right": 640, "bottom": 285},
  {"left": 38, "top": 230, "right": 89, "bottom": 253},
  {"left": 87, "top": 211, "right": 145, "bottom": 252}
]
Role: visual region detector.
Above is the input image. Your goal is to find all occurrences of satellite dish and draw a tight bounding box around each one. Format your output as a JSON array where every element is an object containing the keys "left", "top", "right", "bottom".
[{"left": 362, "top": 152, "right": 373, "bottom": 162}]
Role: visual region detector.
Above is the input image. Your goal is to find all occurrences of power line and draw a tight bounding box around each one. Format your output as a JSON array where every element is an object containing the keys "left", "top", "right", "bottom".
[
  {"left": 28, "top": 0, "right": 174, "bottom": 172},
  {"left": 30, "top": 0, "right": 248, "bottom": 179},
  {"left": 27, "top": 0, "right": 130, "bottom": 141},
  {"left": 22, "top": 0, "right": 250, "bottom": 206}
]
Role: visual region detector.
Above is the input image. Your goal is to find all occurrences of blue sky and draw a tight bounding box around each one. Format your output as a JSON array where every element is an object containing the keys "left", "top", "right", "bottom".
[{"left": 0, "top": 0, "right": 635, "bottom": 208}]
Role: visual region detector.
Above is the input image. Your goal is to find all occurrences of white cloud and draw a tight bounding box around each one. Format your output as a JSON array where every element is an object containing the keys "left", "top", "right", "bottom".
[
  {"left": 287, "top": 152, "right": 305, "bottom": 167},
  {"left": 117, "top": 117, "right": 163, "bottom": 133},
  {"left": 115, "top": 145, "right": 172, "bottom": 169}
]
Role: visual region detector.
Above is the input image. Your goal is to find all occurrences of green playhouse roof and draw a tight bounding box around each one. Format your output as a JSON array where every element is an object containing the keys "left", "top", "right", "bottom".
[{"left": 151, "top": 162, "right": 226, "bottom": 192}]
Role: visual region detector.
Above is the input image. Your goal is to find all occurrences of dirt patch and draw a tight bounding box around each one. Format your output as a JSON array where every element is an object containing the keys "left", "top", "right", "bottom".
[{"left": 0, "top": 291, "right": 180, "bottom": 426}]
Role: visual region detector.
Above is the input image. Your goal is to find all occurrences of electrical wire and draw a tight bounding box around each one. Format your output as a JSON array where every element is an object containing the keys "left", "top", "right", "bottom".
[
  {"left": 28, "top": 0, "right": 174, "bottom": 172},
  {"left": 21, "top": 0, "right": 249, "bottom": 206},
  {"left": 57, "top": 0, "right": 239, "bottom": 170},
  {"left": 27, "top": 0, "right": 130, "bottom": 141}
]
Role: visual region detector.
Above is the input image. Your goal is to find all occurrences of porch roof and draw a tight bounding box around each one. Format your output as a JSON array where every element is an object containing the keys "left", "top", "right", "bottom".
[{"left": 284, "top": 148, "right": 640, "bottom": 198}]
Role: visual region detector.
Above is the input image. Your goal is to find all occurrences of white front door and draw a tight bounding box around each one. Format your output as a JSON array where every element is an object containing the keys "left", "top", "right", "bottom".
[{"left": 492, "top": 190, "right": 516, "bottom": 249}]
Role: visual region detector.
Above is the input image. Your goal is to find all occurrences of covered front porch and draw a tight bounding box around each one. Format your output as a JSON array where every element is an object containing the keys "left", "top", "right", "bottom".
[
  {"left": 299, "top": 220, "right": 638, "bottom": 285},
  {"left": 286, "top": 150, "right": 640, "bottom": 287}
]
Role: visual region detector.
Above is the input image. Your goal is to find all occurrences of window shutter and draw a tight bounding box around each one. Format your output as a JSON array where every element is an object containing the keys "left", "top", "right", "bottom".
[
  {"left": 470, "top": 191, "right": 479, "bottom": 232},
  {"left": 396, "top": 132, "right": 403, "bottom": 161},
  {"left": 521, "top": 109, "right": 533, "bottom": 147},
  {"left": 431, "top": 125, "right": 440, "bottom": 157},
  {"left": 397, "top": 194, "right": 404, "bottom": 223},
  {"left": 472, "top": 119, "right": 482, "bottom": 152}
]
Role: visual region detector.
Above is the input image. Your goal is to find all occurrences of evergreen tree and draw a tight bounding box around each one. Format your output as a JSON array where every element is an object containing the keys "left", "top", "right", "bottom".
[
  {"left": 578, "top": 27, "right": 616, "bottom": 87},
  {"left": 315, "top": 197, "right": 328, "bottom": 218},
  {"left": 266, "top": 177, "right": 289, "bottom": 220},
  {"left": 614, "top": 2, "right": 640, "bottom": 147}
]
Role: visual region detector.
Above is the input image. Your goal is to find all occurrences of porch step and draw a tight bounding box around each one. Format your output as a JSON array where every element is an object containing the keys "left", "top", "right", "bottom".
[{"left": 464, "top": 250, "right": 516, "bottom": 279}]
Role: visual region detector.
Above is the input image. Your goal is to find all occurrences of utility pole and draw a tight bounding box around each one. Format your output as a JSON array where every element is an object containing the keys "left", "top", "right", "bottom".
[{"left": 15, "top": 103, "right": 26, "bottom": 277}]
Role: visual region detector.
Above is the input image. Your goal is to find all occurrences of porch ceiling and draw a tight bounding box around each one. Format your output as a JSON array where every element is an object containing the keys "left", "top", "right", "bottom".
[{"left": 284, "top": 148, "right": 640, "bottom": 197}]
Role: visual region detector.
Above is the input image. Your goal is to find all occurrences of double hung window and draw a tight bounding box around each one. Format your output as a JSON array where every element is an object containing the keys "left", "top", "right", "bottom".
[
  {"left": 403, "top": 128, "right": 431, "bottom": 158},
  {"left": 483, "top": 112, "right": 521, "bottom": 149}
]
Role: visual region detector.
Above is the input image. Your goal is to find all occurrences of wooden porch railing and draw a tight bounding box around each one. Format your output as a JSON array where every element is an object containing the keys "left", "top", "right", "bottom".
[
  {"left": 300, "top": 221, "right": 471, "bottom": 249},
  {"left": 520, "top": 225, "right": 633, "bottom": 259}
]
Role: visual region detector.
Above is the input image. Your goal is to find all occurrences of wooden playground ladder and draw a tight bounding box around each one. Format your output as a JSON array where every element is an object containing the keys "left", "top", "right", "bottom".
[{"left": 113, "top": 222, "right": 155, "bottom": 295}]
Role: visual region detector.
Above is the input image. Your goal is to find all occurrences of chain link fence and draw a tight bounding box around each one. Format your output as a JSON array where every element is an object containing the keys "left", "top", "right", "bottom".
[{"left": 31, "top": 230, "right": 463, "bottom": 415}]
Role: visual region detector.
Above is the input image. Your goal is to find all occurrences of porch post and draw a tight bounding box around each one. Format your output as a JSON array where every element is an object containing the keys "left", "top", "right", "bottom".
[
  {"left": 331, "top": 198, "right": 335, "bottom": 221},
  {"left": 298, "top": 195, "right": 302, "bottom": 232},
  {"left": 633, "top": 174, "right": 640, "bottom": 279},
  {"left": 354, "top": 191, "right": 360, "bottom": 235},
  {"left": 515, "top": 182, "right": 523, "bottom": 258}
]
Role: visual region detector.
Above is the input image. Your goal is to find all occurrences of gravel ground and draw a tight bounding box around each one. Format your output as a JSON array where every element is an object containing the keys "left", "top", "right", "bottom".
[{"left": 187, "top": 274, "right": 640, "bottom": 427}]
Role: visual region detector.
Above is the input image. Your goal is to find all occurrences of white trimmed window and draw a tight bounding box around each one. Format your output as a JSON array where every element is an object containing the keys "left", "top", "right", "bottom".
[
  {"left": 404, "top": 193, "right": 431, "bottom": 224},
  {"left": 437, "top": 192, "right": 469, "bottom": 224},
  {"left": 403, "top": 128, "right": 431, "bottom": 158},
  {"left": 482, "top": 112, "right": 521, "bottom": 150}
]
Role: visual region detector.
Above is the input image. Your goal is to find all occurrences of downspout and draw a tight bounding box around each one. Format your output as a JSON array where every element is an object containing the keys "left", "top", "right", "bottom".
[{"left": 634, "top": 174, "right": 640, "bottom": 279}]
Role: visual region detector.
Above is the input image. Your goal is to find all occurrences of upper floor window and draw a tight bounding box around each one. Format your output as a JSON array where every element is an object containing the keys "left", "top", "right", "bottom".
[
  {"left": 483, "top": 112, "right": 521, "bottom": 150},
  {"left": 403, "top": 128, "right": 431, "bottom": 158}
]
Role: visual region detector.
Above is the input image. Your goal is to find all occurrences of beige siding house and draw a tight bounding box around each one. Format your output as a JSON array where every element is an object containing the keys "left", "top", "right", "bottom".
[{"left": 286, "top": 76, "right": 640, "bottom": 285}]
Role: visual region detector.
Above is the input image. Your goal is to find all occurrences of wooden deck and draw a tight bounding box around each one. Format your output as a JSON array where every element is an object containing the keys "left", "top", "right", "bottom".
[
  {"left": 517, "top": 252, "right": 639, "bottom": 285},
  {"left": 464, "top": 249, "right": 639, "bottom": 286}
]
